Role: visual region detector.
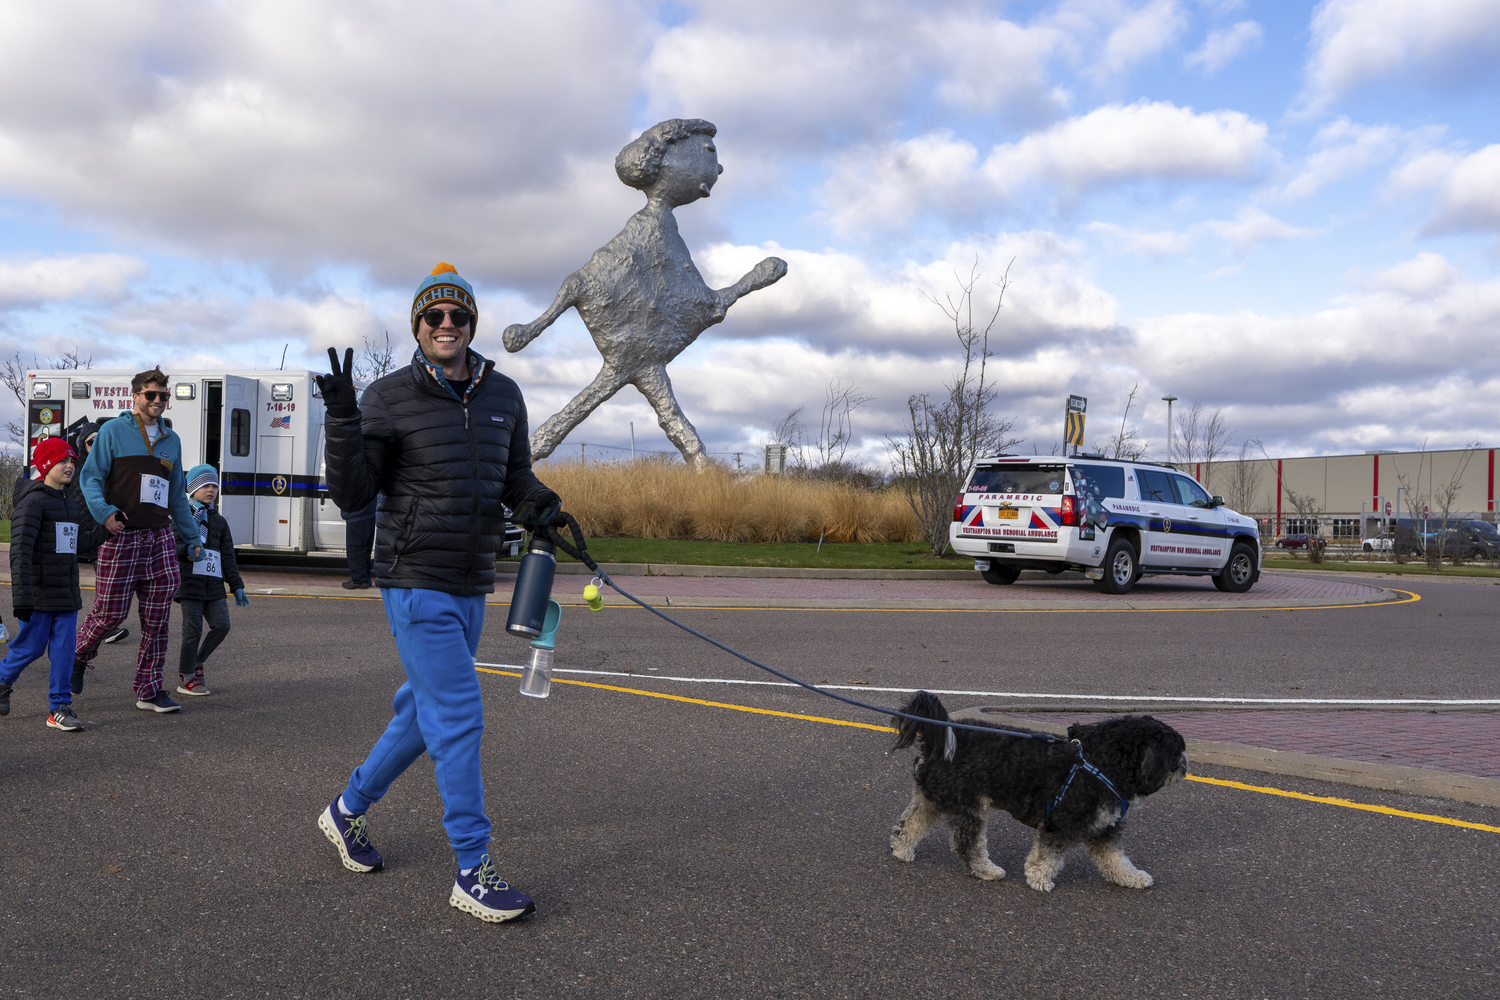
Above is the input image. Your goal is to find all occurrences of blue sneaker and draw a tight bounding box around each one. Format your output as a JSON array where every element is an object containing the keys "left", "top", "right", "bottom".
[
  {"left": 450, "top": 855, "right": 535, "bottom": 922},
  {"left": 136, "top": 691, "right": 181, "bottom": 713},
  {"left": 318, "top": 798, "right": 384, "bottom": 873}
]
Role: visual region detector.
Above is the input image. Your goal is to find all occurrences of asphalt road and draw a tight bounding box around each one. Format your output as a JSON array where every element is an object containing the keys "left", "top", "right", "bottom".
[{"left": 2, "top": 579, "right": 1497, "bottom": 998}]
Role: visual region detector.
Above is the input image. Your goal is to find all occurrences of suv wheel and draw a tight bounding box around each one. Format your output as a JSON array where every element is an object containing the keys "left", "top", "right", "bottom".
[
  {"left": 1093, "top": 537, "right": 1137, "bottom": 594},
  {"left": 981, "top": 563, "right": 1022, "bottom": 585},
  {"left": 1213, "top": 542, "right": 1257, "bottom": 593}
]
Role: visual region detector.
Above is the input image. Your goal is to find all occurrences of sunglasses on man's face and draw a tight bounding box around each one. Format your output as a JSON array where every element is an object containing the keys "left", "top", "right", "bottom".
[
  {"left": 136, "top": 390, "right": 169, "bottom": 402},
  {"left": 420, "top": 308, "right": 473, "bottom": 329}
]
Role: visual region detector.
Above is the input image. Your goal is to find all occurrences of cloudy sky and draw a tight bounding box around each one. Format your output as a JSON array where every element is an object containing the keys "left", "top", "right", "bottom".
[{"left": 2, "top": 0, "right": 1498, "bottom": 466}]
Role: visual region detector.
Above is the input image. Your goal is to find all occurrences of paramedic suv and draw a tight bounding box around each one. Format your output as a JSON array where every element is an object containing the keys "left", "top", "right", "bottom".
[{"left": 949, "top": 455, "right": 1261, "bottom": 595}]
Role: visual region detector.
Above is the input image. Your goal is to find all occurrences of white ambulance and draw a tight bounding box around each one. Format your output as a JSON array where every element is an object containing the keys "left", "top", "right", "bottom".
[{"left": 949, "top": 455, "right": 1263, "bottom": 595}]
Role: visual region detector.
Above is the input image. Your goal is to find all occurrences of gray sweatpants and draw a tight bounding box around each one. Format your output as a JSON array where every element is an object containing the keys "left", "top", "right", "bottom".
[{"left": 178, "top": 598, "right": 231, "bottom": 677}]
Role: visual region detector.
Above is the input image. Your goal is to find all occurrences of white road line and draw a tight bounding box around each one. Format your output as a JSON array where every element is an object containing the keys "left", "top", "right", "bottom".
[{"left": 473, "top": 664, "right": 1500, "bottom": 706}]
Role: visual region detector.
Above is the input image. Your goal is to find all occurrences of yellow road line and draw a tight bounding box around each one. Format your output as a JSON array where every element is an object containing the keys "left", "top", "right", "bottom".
[
  {"left": 474, "top": 666, "right": 895, "bottom": 733},
  {"left": 1186, "top": 774, "right": 1500, "bottom": 833},
  {"left": 476, "top": 665, "right": 1496, "bottom": 835}
]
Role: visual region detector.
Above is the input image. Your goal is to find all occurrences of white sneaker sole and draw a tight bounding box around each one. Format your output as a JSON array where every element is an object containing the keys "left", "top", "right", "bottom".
[
  {"left": 318, "top": 807, "right": 381, "bottom": 873},
  {"left": 135, "top": 699, "right": 182, "bottom": 713},
  {"left": 449, "top": 884, "right": 534, "bottom": 923},
  {"left": 46, "top": 717, "right": 83, "bottom": 731},
  {"left": 176, "top": 685, "right": 211, "bottom": 696}
]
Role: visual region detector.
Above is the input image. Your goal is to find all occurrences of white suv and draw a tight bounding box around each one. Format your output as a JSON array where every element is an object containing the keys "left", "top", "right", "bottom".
[{"left": 949, "top": 455, "right": 1262, "bottom": 595}]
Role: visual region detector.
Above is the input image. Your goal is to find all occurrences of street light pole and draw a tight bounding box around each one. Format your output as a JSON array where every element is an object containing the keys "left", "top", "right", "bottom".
[{"left": 1161, "top": 395, "right": 1177, "bottom": 463}]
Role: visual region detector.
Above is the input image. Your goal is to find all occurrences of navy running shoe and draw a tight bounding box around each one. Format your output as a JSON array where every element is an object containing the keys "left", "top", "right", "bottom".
[
  {"left": 318, "top": 798, "right": 384, "bottom": 873},
  {"left": 136, "top": 691, "right": 181, "bottom": 713},
  {"left": 0, "top": 682, "right": 11, "bottom": 717},
  {"left": 70, "top": 661, "right": 90, "bottom": 696},
  {"left": 102, "top": 627, "right": 130, "bottom": 645},
  {"left": 450, "top": 855, "right": 535, "bottom": 923}
]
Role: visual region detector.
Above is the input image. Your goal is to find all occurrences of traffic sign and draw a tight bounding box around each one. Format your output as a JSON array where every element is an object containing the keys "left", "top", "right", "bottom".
[
  {"left": 1384, "top": 501, "right": 1392, "bottom": 516},
  {"left": 1067, "top": 395, "right": 1087, "bottom": 413},
  {"left": 1064, "top": 410, "right": 1085, "bottom": 447},
  {"left": 1424, "top": 505, "right": 1430, "bottom": 518}
]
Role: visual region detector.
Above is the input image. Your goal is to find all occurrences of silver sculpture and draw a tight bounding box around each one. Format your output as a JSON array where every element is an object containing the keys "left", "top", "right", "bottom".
[{"left": 504, "top": 119, "right": 788, "bottom": 467}]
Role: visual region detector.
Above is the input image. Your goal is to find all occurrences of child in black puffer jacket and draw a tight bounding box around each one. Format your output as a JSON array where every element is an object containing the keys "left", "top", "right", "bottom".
[
  {"left": 0, "top": 438, "right": 105, "bottom": 730},
  {"left": 173, "top": 466, "right": 249, "bottom": 697}
]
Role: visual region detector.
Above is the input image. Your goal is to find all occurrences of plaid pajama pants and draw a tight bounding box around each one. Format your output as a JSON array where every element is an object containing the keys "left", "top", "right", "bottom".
[{"left": 75, "top": 527, "right": 182, "bottom": 700}]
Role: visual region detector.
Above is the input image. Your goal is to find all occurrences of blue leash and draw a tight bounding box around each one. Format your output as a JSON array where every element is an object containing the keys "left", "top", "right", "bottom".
[{"left": 545, "top": 520, "right": 1131, "bottom": 821}]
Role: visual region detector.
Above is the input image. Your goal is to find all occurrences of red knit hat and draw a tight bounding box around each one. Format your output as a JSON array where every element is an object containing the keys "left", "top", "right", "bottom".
[{"left": 33, "top": 436, "right": 77, "bottom": 479}]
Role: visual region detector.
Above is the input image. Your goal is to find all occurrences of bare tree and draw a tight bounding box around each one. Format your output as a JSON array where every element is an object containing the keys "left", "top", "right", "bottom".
[
  {"left": 1096, "top": 383, "right": 1150, "bottom": 461},
  {"left": 1282, "top": 485, "right": 1327, "bottom": 562},
  {"left": 1226, "top": 438, "right": 1263, "bottom": 516},
  {"left": 1175, "top": 402, "right": 1202, "bottom": 467},
  {"left": 1199, "top": 409, "right": 1231, "bottom": 494},
  {"left": 768, "top": 406, "right": 807, "bottom": 472},
  {"left": 3, "top": 350, "right": 94, "bottom": 448},
  {"left": 353, "top": 330, "right": 398, "bottom": 383},
  {"left": 890, "top": 259, "right": 1023, "bottom": 555},
  {"left": 1429, "top": 441, "right": 1480, "bottom": 567},
  {"left": 815, "top": 378, "right": 872, "bottom": 467}
]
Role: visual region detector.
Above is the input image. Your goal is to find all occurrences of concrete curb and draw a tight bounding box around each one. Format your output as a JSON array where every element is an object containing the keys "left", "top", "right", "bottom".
[{"left": 953, "top": 709, "right": 1500, "bottom": 809}]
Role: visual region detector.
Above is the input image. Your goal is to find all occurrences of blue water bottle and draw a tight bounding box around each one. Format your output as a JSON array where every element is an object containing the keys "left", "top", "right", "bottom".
[{"left": 506, "top": 535, "right": 557, "bottom": 639}]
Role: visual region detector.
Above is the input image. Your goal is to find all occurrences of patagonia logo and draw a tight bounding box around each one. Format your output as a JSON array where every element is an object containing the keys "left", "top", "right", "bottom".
[{"left": 491, "top": 415, "right": 505, "bottom": 423}]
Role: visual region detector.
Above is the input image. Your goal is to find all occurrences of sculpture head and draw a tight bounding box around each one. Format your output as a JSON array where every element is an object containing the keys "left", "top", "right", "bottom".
[{"left": 615, "top": 119, "right": 722, "bottom": 208}]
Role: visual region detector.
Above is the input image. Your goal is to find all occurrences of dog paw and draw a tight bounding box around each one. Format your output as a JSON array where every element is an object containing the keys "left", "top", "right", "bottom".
[
  {"left": 892, "top": 846, "right": 916, "bottom": 863},
  {"left": 970, "top": 863, "right": 1006, "bottom": 881},
  {"left": 1025, "top": 875, "right": 1055, "bottom": 892},
  {"left": 1114, "top": 870, "right": 1154, "bottom": 889}
]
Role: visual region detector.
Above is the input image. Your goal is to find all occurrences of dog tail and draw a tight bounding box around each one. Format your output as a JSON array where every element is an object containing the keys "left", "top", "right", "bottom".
[{"left": 892, "top": 691, "right": 957, "bottom": 762}]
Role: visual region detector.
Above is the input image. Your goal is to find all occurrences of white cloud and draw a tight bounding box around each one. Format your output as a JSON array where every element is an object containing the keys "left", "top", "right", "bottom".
[
  {"left": 1184, "top": 20, "right": 1263, "bottom": 74},
  {"left": 1301, "top": 0, "right": 1500, "bottom": 111},
  {"left": 1093, "top": 0, "right": 1190, "bottom": 79},
  {"left": 983, "top": 101, "right": 1268, "bottom": 191},
  {"left": 0, "top": 0, "right": 652, "bottom": 292},
  {"left": 1389, "top": 144, "right": 1500, "bottom": 234},
  {"left": 1279, "top": 118, "right": 1412, "bottom": 199},
  {"left": 0, "top": 254, "right": 148, "bottom": 308},
  {"left": 1086, "top": 221, "right": 1198, "bottom": 258},
  {"left": 1205, "top": 207, "right": 1320, "bottom": 256}
]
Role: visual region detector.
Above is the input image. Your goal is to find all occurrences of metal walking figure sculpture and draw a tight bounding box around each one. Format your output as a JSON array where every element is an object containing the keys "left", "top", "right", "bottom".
[{"left": 503, "top": 119, "right": 788, "bottom": 467}]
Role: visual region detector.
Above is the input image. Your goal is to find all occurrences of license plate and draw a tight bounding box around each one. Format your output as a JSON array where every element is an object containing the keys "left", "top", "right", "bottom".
[{"left": 993, "top": 508, "right": 1019, "bottom": 520}]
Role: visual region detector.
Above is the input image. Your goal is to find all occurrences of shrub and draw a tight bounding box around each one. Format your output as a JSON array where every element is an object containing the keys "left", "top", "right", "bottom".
[{"left": 537, "top": 458, "right": 923, "bottom": 544}]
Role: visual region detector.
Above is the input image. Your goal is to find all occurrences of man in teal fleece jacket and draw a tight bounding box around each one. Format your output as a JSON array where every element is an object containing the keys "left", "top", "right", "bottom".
[{"left": 73, "top": 367, "right": 203, "bottom": 712}]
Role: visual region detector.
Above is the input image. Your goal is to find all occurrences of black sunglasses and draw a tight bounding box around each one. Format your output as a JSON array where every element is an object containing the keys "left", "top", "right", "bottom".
[
  {"left": 137, "top": 390, "right": 170, "bottom": 402},
  {"left": 420, "top": 308, "right": 473, "bottom": 329}
]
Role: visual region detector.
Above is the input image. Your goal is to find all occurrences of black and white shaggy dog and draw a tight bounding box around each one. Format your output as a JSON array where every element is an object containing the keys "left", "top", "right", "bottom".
[{"left": 889, "top": 692, "right": 1188, "bottom": 892}]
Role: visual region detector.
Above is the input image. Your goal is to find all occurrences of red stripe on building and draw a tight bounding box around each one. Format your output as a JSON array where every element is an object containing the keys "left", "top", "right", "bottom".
[
  {"left": 1489, "top": 449, "right": 1495, "bottom": 513},
  {"left": 1373, "top": 453, "right": 1379, "bottom": 511},
  {"left": 1276, "top": 459, "right": 1283, "bottom": 535}
]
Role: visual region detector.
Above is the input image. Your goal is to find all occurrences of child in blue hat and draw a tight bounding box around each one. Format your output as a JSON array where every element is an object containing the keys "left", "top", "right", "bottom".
[{"left": 173, "top": 465, "right": 248, "bottom": 696}]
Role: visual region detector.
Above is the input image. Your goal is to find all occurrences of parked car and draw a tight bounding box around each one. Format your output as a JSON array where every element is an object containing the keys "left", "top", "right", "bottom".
[
  {"left": 1275, "top": 534, "right": 1311, "bottom": 549},
  {"left": 950, "top": 454, "right": 1262, "bottom": 595}
]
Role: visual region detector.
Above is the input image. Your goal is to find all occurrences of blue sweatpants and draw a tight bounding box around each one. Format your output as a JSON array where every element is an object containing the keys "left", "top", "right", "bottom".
[
  {"left": 0, "top": 611, "right": 79, "bottom": 710},
  {"left": 341, "top": 589, "right": 491, "bottom": 869}
]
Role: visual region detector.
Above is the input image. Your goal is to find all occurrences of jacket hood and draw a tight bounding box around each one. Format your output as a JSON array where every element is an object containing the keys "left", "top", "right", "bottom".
[{"left": 13, "top": 475, "right": 46, "bottom": 506}]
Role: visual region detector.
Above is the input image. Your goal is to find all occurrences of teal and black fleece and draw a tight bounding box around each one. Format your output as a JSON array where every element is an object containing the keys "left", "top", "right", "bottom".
[{"left": 77, "top": 411, "right": 197, "bottom": 546}]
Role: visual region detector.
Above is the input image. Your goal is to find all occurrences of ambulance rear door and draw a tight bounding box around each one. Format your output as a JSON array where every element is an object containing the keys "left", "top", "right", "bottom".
[{"left": 219, "top": 376, "right": 258, "bottom": 544}]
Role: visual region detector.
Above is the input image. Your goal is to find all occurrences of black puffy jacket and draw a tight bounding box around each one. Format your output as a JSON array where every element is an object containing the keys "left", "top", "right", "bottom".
[
  {"left": 9, "top": 477, "right": 105, "bottom": 613},
  {"left": 174, "top": 509, "right": 245, "bottom": 602},
  {"left": 324, "top": 354, "right": 552, "bottom": 596}
]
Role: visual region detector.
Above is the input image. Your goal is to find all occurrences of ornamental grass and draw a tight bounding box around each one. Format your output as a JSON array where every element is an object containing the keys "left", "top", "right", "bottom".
[{"left": 536, "top": 457, "right": 923, "bottom": 544}]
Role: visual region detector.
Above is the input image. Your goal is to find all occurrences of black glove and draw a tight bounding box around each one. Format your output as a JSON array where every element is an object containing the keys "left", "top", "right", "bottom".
[
  {"left": 14, "top": 608, "right": 32, "bottom": 623},
  {"left": 510, "top": 490, "right": 564, "bottom": 529},
  {"left": 315, "top": 347, "right": 360, "bottom": 420}
]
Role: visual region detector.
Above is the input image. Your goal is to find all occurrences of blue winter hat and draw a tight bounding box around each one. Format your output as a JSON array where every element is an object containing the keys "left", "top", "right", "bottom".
[
  {"left": 411, "top": 262, "right": 478, "bottom": 337},
  {"left": 186, "top": 465, "right": 219, "bottom": 496}
]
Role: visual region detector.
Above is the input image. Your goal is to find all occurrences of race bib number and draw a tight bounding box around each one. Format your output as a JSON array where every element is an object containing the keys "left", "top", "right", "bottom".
[
  {"left": 140, "top": 474, "right": 169, "bottom": 508},
  {"left": 56, "top": 522, "right": 78, "bottom": 554},
  {"left": 193, "top": 549, "right": 223, "bottom": 578}
]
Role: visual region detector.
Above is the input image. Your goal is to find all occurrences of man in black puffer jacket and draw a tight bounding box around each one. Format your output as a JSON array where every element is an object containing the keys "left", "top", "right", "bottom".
[{"left": 314, "top": 263, "right": 562, "bottom": 925}]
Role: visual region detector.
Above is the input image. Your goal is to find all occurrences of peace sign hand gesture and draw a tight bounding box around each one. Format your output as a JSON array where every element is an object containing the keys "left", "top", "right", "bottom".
[{"left": 316, "top": 348, "right": 360, "bottom": 419}]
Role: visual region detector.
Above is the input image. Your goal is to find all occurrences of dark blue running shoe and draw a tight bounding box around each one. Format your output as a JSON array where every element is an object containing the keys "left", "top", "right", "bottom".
[
  {"left": 318, "top": 798, "right": 384, "bottom": 873},
  {"left": 450, "top": 855, "right": 535, "bottom": 922}
]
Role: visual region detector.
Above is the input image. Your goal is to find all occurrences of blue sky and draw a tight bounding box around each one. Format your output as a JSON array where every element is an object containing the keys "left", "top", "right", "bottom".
[{"left": 1, "top": 0, "right": 1498, "bottom": 465}]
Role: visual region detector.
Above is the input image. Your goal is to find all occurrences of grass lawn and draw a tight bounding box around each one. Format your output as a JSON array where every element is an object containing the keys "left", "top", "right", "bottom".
[
  {"left": 545, "top": 537, "right": 961, "bottom": 569},
  {"left": 1261, "top": 556, "right": 1500, "bottom": 578},
  {"left": 0, "top": 520, "right": 8, "bottom": 544}
]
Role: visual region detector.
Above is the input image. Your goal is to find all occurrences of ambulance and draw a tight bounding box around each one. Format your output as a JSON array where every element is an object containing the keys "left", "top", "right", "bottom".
[{"left": 25, "top": 368, "right": 529, "bottom": 558}]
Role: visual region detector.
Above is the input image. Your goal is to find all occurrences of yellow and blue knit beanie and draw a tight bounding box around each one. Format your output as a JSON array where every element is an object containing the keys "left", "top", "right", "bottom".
[{"left": 411, "top": 262, "right": 478, "bottom": 339}]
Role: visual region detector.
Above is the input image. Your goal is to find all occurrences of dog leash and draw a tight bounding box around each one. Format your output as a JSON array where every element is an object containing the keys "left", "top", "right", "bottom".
[{"left": 543, "top": 517, "right": 1093, "bottom": 746}]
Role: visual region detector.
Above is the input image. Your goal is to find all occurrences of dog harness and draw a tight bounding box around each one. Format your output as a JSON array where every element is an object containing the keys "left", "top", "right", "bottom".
[{"left": 1046, "top": 739, "right": 1131, "bottom": 821}]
